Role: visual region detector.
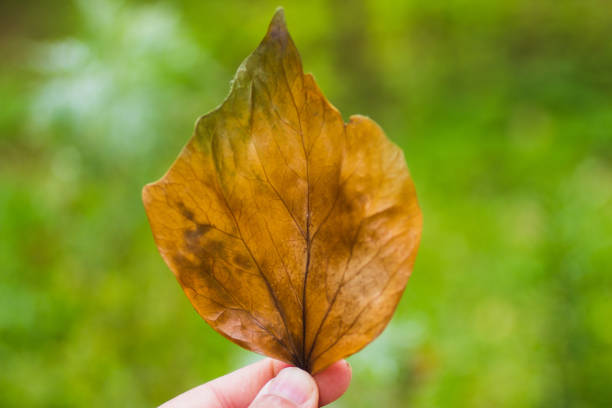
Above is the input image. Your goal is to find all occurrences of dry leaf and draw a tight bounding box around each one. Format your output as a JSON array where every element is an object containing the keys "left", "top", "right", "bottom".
[{"left": 143, "top": 8, "right": 422, "bottom": 373}]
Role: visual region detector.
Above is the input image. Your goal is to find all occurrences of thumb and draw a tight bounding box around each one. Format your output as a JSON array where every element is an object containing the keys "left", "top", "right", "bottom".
[{"left": 249, "top": 367, "right": 318, "bottom": 408}]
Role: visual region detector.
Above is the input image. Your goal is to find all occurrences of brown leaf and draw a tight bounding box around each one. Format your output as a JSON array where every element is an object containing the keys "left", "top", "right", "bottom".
[{"left": 142, "top": 8, "right": 422, "bottom": 373}]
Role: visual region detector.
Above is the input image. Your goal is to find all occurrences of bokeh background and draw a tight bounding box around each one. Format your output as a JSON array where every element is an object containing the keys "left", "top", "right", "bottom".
[{"left": 1, "top": 0, "right": 611, "bottom": 406}]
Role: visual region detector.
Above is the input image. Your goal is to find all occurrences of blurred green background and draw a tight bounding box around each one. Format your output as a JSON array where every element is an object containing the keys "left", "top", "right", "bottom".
[{"left": 1, "top": 0, "right": 611, "bottom": 406}]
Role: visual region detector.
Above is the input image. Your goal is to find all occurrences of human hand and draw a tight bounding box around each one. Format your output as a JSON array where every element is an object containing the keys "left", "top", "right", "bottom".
[{"left": 159, "top": 358, "right": 352, "bottom": 408}]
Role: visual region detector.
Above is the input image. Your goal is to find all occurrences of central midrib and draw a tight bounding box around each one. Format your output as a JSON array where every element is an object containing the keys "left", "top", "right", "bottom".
[
  {"left": 285, "top": 67, "right": 312, "bottom": 372},
  {"left": 300, "top": 167, "right": 311, "bottom": 370}
]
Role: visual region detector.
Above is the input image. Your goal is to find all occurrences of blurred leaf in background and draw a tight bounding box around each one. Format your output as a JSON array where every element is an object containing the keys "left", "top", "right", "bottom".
[{"left": 1, "top": 0, "right": 611, "bottom": 407}]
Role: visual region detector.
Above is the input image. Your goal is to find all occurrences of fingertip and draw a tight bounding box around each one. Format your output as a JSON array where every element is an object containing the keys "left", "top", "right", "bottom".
[
  {"left": 314, "top": 360, "right": 352, "bottom": 406},
  {"left": 267, "top": 358, "right": 294, "bottom": 378},
  {"left": 250, "top": 367, "right": 318, "bottom": 408}
]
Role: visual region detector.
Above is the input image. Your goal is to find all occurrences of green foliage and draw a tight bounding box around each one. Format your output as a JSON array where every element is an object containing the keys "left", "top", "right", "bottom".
[{"left": 1, "top": 0, "right": 611, "bottom": 406}]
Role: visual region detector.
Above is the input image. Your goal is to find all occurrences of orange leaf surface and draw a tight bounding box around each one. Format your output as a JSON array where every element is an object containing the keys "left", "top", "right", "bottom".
[{"left": 143, "top": 9, "right": 422, "bottom": 373}]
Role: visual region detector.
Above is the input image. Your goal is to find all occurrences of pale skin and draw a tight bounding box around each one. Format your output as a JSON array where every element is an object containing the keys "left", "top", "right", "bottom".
[{"left": 160, "top": 358, "right": 352, "bottom": 408}]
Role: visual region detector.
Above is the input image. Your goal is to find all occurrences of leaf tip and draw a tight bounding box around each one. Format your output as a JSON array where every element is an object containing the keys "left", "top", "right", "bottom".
[{"left": 267, "top": 7, "right": 288, "bottom": 37}]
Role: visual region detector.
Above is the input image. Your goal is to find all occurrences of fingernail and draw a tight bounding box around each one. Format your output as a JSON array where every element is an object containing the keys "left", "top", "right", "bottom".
[{"left": 259, "top": 367, "right": 314, "bottom": 405}]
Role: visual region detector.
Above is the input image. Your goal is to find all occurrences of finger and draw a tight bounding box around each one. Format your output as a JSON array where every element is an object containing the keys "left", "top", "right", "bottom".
[
  {"left": 159, "top": 358, "right": 290, "bottom": 408},
  {"left": 249, "top": 361, "right": 352, "bottom": 407},
  {"left": 249, "top": 367, "right": 318, "bottom": 408},
  {"left": 313, "top": 360, "right": 352, "bottom": 406}
]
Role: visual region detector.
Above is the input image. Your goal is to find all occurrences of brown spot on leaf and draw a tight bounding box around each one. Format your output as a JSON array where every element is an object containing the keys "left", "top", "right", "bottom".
[{"left": 233, "top": 253, "right": 252, "bottom": 269}]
